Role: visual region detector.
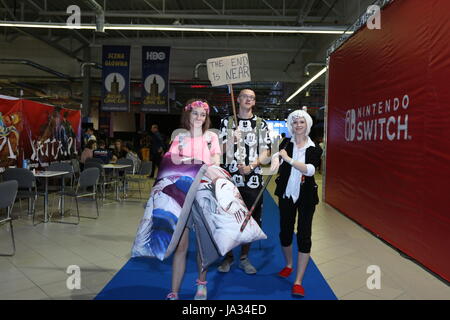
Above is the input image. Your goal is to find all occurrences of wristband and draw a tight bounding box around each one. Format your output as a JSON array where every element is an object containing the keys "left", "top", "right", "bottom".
[{"left": 289, "top": 158, "right": 294, "bottom": 166}]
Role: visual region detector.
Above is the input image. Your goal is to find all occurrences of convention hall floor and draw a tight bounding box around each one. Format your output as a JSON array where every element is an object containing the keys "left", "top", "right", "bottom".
[{"left": 0, "top": 174, "right": 448, "bottom": 300}]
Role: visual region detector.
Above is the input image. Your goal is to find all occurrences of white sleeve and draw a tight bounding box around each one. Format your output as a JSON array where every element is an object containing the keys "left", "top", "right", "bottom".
[{"left": 305, "top": 164, "right": 315, "bottom": 177}]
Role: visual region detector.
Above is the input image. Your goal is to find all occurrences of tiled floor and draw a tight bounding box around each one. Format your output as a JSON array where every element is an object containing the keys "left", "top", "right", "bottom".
[{"left": 0, "top": 174, "right": 449, "bottom": 300}]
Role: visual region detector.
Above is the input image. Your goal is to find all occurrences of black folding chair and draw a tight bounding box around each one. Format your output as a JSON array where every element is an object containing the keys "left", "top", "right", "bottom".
[
  {"left": 47, "top": 162, "right": 75, "bottom": 218},
  {"left": 116, "top": 158, "right": 134, "bottom": 197},
  {"left": 0, "top": 180, "right": 18, "bottom": 256},
  {"left": 51, "top": 167, "right": 100, "bottom": 225},
  {"left": 3, "top": 168, "right": 41, "bottom": 225},
  {"left": 126, "top": 161, "right": 153, "bottom": 200},
  {"left": 84, "top": 161, "right": 117, "bottom": 201},
  {"left": 70, "top": 158, "right": 81, "bottom": 186}
]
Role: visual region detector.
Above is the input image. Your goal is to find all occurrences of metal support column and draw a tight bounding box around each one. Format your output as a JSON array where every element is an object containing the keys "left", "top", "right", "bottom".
[{"left": 82, "top": 48, "right": 91, "bottom": 118}]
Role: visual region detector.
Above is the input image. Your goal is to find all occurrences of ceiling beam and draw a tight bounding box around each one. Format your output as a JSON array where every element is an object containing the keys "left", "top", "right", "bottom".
[
  {"left": 262, "top": 0, "right": 281, "bottom": 16},
  {"left": 143, "top": 0, "right": 162, "bottom": 14},
  {"left": 321, "top": 0, "right": 342, "bottom": 16},
  {"left": 24, "top": 0, "right": 42, "bottom": 12},
  {"left": 0, "top": 0, "right": 85, "bottom": 62},
  {"left": 35, "top": 11, "right": 341, "bottom": 23},
  {"left": 202, "top": 0, "right": 221, "bottom": 15}
]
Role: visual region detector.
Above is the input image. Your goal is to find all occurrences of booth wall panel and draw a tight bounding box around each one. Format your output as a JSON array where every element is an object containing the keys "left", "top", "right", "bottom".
[{"left": 326, "top": 0, "right": 450, "bottom": 281}]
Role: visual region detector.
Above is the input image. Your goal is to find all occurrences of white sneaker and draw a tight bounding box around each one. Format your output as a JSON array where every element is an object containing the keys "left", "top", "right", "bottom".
[
  {"left": 218, "top": 258, "right": 234, "bottom": 273},
  {"left": 239, "top": 257, "right": 257, "bottom": 274}
]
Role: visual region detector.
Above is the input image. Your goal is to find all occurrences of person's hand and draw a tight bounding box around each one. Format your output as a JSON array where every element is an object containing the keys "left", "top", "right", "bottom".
[
  {"left": 238, "top": 164, "right": 252, "bottom": 175},
  {"left": 279, "top": 149, "right": 289, "bottom": 161},
  {"left": 270, "top": 155, "right": 280, "bottom": 172}
]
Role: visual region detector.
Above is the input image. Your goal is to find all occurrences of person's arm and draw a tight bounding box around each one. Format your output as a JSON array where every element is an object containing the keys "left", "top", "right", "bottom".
[
  {"left": 209, "top": 132, "right": 222, "bottom": 166},
  {"left": 238, "top": 148, "right": 270, "bottom": 175},
  {"left": 279, "top": 148, "right": 321, "bottom": 177}
]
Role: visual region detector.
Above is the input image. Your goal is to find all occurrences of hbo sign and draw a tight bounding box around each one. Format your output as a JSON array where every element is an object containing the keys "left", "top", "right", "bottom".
[
  {"left": 147, "top": 52, "right": 166, "bottom": 60},
  {"left": 345, "top": 109, "right": 356, "bottom": 141}
]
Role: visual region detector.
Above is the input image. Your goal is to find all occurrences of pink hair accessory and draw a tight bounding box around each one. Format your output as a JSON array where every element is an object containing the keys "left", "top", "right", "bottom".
[{"left": 184, "top": 100, "right": 210, "bottom": 113}]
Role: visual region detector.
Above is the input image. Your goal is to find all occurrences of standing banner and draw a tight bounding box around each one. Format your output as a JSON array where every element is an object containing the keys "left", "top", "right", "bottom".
[
  {"left": 101, "top": 45, "right": 131, "bottom": 112},
  {"left": 0, "top": 97, "right": 81, "bottom": 169},
  {"left": 141, "top": 46, "right": 171, "bottom": 113},
  {"left": 326, "top": 0, "right": 450, "bottom": 281}
]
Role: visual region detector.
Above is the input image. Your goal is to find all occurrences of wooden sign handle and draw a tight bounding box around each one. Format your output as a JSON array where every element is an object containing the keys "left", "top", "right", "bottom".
[{"left": 228, "top": 84, "right": 238, "bottom": 126}]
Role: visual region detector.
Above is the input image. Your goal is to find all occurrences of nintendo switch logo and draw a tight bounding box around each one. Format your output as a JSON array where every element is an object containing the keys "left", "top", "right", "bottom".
[{"left": 345, "top": 109, "right": 356, "bottom": 141}]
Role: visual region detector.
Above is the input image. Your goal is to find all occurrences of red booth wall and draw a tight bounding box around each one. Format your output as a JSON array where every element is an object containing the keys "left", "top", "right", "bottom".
[{"left": 326, "top": 0, "right": 450, "bottom": 281}]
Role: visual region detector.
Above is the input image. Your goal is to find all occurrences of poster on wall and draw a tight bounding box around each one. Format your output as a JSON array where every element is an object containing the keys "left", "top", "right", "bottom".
[
  {"left": 0, "top": 97, "right": 81, "bottom": 170},
  {"left": 141, "top": 46, "right": 171, "bottom": 113},
  {"left": 101, "top": 45, "right": 131, "bottom": 112}
]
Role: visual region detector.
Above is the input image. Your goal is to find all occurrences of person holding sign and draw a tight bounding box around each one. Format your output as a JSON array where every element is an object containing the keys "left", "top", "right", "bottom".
[
  {"left": 274, "top": 109, "right": 322, "bottom": 297},
  {"left": 166, "top": 99, "right": 221, "bottom": 300},
  {"left": 218, "top": 89, "right": 272, "bottom": 274}
]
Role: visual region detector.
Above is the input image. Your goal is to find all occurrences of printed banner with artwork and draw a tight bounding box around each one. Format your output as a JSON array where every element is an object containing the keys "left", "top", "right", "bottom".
[
  {"left": 101, "top": 45, "right": 131, "bottom": 112},
  {"left": 0, "top": 97, "right": 81, "bottom": 169},
  {"left": 141, "top": 46, "right": 170, "bottom": 113},
  {"left": 132, "top": 152, "right": 266, "bottom": 270}
]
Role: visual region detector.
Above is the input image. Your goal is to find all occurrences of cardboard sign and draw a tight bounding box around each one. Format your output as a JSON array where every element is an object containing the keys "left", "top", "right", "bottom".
[{"left": 207, "top": 53, "right": 251, "bottom": 87}]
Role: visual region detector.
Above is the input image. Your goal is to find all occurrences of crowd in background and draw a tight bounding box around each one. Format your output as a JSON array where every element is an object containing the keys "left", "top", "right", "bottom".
[{"left": 79, "top": 124, "right": 168, "bottom": 175}]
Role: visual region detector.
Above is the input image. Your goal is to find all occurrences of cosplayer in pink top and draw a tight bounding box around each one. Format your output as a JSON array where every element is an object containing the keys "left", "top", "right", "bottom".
[
  {"left": 169, "top": 100, "right": 221, "bottom": 166},
  {"left": 169, "top": 130, "right": 221, "bottom": 165},
  {"left": 166, "top": 99, "right": 220, "bottom": 301}
]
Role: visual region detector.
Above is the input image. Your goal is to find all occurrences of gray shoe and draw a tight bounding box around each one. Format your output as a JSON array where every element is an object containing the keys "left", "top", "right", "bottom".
[
  {"left": 239, "top": 257, "right": 257, "bottom": 274},
  {"left": 218, "top": 258, "right": 234, "bottom": 273}
]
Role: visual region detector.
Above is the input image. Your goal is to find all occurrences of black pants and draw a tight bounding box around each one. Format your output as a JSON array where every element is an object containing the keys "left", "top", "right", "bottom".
[
  {"left": 150, "top": 152, "right": 162, "bottom": 178},
  {"left": 278, "top": 196, "right": 315, "bottom": 253},
  {"left": 225, "top": 186, "right": 263, "bottom": 259},
  {"left": 239, "top": 186, "right": 263, "bottom": 226}
]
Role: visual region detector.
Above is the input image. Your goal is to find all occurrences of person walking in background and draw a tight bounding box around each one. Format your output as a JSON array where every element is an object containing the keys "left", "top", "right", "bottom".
[
  {"left": 149, "top": 124, "right": 166, "bottom": 178},
  {"left": 274, "top": 109, "right": 322, "bottom": 298},
  {"left": 318, "top": 137, "right": 325, "bottom": 174}
]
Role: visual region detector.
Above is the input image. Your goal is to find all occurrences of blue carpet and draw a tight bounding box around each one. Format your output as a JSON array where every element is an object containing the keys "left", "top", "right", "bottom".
[{"left": 95, "top": 191, "right": 337, "bottom": 300}]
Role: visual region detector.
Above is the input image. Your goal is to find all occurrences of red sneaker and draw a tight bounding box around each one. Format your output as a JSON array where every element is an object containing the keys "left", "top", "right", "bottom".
[
  {"left": 278, "top": 267, "right": 293, "bottom": 278},
  {"left": 292, "top": 284, "right": 305, "bottom": 297}
]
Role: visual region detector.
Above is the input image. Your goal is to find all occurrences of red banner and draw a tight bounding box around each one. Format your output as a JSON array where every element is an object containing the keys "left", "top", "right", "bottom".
[
  {"left": 0, "top": 97, "right": 81, "bottom": 169},
  {"left": 326, "top": 0, "right": 450, "bottom": 281}
]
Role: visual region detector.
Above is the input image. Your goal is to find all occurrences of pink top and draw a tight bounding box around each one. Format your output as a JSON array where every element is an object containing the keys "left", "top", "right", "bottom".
[{"left": 169, "top": 130, "right": 221, "bottom": 165}]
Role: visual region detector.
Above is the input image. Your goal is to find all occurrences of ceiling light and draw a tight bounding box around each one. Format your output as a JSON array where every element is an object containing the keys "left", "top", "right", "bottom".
[
  {"left": 0, "top": 21, "right": 353, "bottom": 34},
  {"left": 0, "top": 21, "right": 96, "bottom": 29},
  {"left": 286, "top": 67, "right": 327, "bottom": 102}
]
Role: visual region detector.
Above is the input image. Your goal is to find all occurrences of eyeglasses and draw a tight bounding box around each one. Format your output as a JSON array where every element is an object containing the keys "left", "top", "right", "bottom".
[{"left": 239, "top": 94, "right": 256, "bottom": 101}]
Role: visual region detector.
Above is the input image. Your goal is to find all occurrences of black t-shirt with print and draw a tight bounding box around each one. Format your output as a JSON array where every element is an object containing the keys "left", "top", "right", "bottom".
[{"left": 219, "top": 115, "right": 271, "bottom": 191}]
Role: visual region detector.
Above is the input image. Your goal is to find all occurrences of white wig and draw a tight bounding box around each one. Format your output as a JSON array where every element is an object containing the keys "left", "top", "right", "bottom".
[{"left": 286, "top": 109, "right": 313, "bottom": 137}]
